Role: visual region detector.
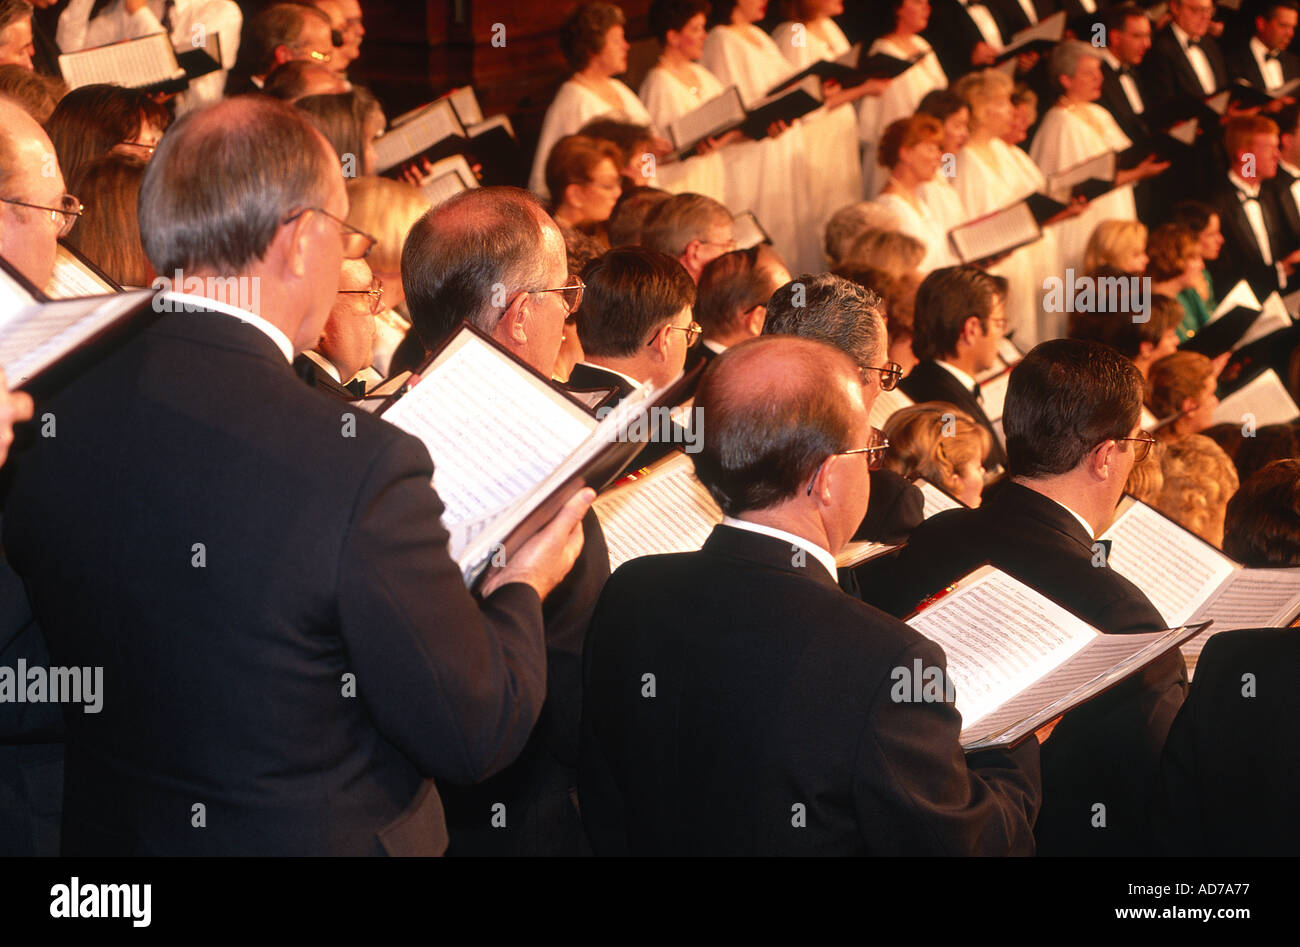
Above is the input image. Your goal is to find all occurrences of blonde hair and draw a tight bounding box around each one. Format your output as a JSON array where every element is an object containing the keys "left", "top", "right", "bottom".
[
  {"left": 954, "top": 68, "right": 1014, "bottom": 133},
  {"left": 1156, "top": 434, "right": 1239, "bottom": 546},
  {"left": 883, "top": 402, "right": 992, "bottom": 496},
  {"left": 1123, "top": 437, "right": 1166, "bottom": 505},
  {"left": 1147, "top": 351, "right": 1214, "bottom": 422},
  {"left": 844, "top": 227, "right": 926, "bottom": 279},
  {"left": 346, "top": 176, "right": 432, "bottom": 277},
  {"left": 1084, "top": 219, "right": 1148, "bottom": 274}
]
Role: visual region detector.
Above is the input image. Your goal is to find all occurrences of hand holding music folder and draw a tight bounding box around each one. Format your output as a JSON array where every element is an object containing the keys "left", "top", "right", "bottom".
[
  {"left": 57, "top": 31, "right": 221, "bottom": 94},
  {"left": 903, "top": 563, "right": 1208, "bottom": 749},
  {"left": 993, "top": 11, "right": 1066, "bottom": 63}
]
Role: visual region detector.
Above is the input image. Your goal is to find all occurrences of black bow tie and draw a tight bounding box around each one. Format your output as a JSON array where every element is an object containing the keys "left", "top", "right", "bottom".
[
  {"left": 1267, "top": 51, "right": 1282, "bottom": 62},
  {"left": 345, "top": 377, "right": 367, "bottom": 398},
  {"left": 971, "top": 381, "right": 982, "bottom": 401},
  {"left": 1117, "top": 64, "right": 1133, "bottom": 77},
  {"left": 1234, "top": 183, "right": 1260, "bottom": 201}
]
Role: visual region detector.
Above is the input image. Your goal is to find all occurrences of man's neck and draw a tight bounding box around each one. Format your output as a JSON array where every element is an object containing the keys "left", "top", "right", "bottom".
[
  {"left": 730, "top": 506, "right": 839, "bottom": 570},
  {"left": 1011, "top": 473, "right": 1110, "bottom": 538},
  {"left": 583, "top": 356, "right": 650, "bottom": 388},
  {"left": 938, "top": 353, "right": 980, "bottom": 380}
]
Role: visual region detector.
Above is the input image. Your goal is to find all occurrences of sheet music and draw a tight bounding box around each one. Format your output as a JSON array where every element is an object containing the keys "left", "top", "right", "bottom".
[
  {"left": 999, "top": 11, "right": 1065, "bottom": 55},
  {"left": 668, "top": 87, "right": 745, "bottom": 149},
  {"left": 420, "top": 155, "right": 477, "bottom": 208},
  {"left": 1046, "top": 151, "right": 1116, "bottom": 199},
  {"left": 381, "top": 333, "right": 596, "bottom": 558},
  {"left": 918, "top": 479, "right": 963, "bottom": 519},
  {"left": 732, "top": 211, "right": 768, "bottom": 250},
  {"left": 1208, "top": 279, "right": 1260, "bottom": 322},
  {"left": 0, "top": 291, "right": 154, "bottom": 386},
  {"left": 467, "top": 114, "right": 515, "bottom": 139},
  {"left": 1167, "top": 117, "right": 1198, "bottom": 146},
  {"left": 59, "top": 33, "right": 184, "bottom": 90},
  {"left": 1211, "top": 369, "right": 1300, "bottom": 427},
  {"left": 906, "top": 567, "right": 1096, "bottom": 734},
  {"left": 1235, "top": 292, "right": 1292, "bottom": 349},
  {"left": 448, "top": 86, "right": 484, "bottom": 126},
  {"left": 45, "top": 245, "right": 118, "bottom": 299},
  {"left": 979, "top": 370, "right": 1010, "bottom": 422},
  {"left": 373, "top": 100, "right": 463, "bottom": 173},
  {"left": 1101, "top": 499, "right": 1236, "bottom": 625},
  {"left": 593, "top": 453, "right": 721, "bottom": 572},
  {"left": 836, "top": 541, "right": 898, "bottom": 568},
  {"left": 869, "top": 385, "right": 913, "bottom": 429},
  {"left": 949, "top": 203, "right": 1039, "bottom": 263}
]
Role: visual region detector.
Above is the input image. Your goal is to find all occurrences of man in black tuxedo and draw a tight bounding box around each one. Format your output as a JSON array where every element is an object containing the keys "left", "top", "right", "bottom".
[
  {"left": 1149, "top": 627, "right": 1300, "bottom": 854},
  {"left": 885, "top": 339, "right": 1188, "bottom": 855},
  {"left": 292, "top": 257, "right": 377, "bottom": 400},
  {"left": 1097, "top": 3, "right": 1155, "bottom": 148},
  {"left": 762, "top": 273, "right": 926, "bottom": 546},
  {"left": 1141, "top": 0, "right": 1228, "bottom": 118},
  {"left": 925, "top": 0, "right": 1006, "bottom": 81},
  {"left": 1270, "top": 101, "right": 1300, "bottom": 250},
  {"left": 400, "top": 185, "right": 615, "bottom": 856},
  {"left": 1224, "top": 0, "right": 1300, "bottom": 94},
  {"left": 2, "top": 96, "right": 596, "bottom": 855},
  {"left": 685, "top": 243, "right": 789, "bottom": 376},
  {"left": 578, "top": 335, "right": 1043, "bottom": 855},
  {"left": 898, "top": 266, "right": 1009, "bottom": 475}
]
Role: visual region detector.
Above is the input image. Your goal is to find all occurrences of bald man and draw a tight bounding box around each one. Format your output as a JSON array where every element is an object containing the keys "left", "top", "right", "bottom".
[
  {"left": 0, "top": 97, "right": 68, "bottom": 290},
  {"left": 579, "top": 335, "right": 1042, "bottom": 855}
]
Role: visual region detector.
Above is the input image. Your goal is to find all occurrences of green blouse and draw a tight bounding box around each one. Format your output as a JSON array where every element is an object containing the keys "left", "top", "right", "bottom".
[{"left": 1175, "top": 271, "right": 1216, "bottom": 343}]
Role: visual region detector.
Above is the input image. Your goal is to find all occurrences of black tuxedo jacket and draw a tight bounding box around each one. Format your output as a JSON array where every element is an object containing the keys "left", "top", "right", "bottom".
[
  {"left": 1271, "top": 162, "right": 1300, "bottom": 258},
  {"left": 682, "top": 341, "right": 721, "bottom": 376},
  {"left": 292, "top": 352, "right": 355, "bottom": 401},
  {"left": 1223, "top": 39, "right": 1300, "bottom": 94},
  {"left": 2, "top": 307, "right": 551, "bottom": 855},
  {"left": 1205, "top": 174, "right": 1290, "bottom": 298},
  {"left": 925, "top": 0, "right": 1009, "bottom": 82},
  {"left": 578, "top": 524, "right": 1041, "bottom": 855},
  {"left": 1098, "top": 60, "right": 1152, "bottom": 150},
  {"left": 883, "top": 482, "right": 1188, "bottom": 855},
  {"left": 1141, "top": 25, "right": 1228, "bottom": 119},
  {"left": 565, "top": 362, "right": 637, "bottom": 408},
  {"left": 898, "top": 360, "right": 1008, "bottom": 472},
  {"left": 1149, "top": 627, "right": 1300, "bottom": 855},
  {"left": 858, "top": 468, "right": 924, "bottom": 545}
]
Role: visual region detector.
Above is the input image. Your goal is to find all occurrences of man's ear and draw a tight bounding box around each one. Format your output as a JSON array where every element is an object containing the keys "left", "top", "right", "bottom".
[
  {"left": 681, "top": 240, "right": 702, "bottom": 274},
  {"left": 648, "top": 322, "right": 670, "bottom": 361},
  {"left": 273, "top": 44, "right": 295, "bottom": 67},
  {"left": 1180, "top": 395, "right": 1199, "bottom": 416},
  {"left": 745, "top": 303, "right": 766, "bottom": 337},
  {"left": 272, "top": 211, "right": 314, "bottom": 282},
  {"left": 1091, "top": 438, "right": 1120, "bottom": 481},
  {"left": 1137, "top": 340, "right": 1155, "bottom": 360},
  {"left": 961, "top": 314, "right": 982, "bottom": 346},
  {"left": 497, "top": 292, "right": 530, "bottom": 347},
  {"left": 562, "top": 182, "right": 585, "bottom": 214}
]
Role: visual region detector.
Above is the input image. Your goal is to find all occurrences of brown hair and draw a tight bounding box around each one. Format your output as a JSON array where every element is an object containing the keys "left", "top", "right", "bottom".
[
  {"left": 0, "top": 65, "right": 64, "bottom": 124},
  {"left": 883, "top": 402, "right": 992, "bottom": 494},
  {"left": 877, "top": 114, "right": 943, "bottom": 169},
  {"left": 545, "top": 134, "right": 623, "bottom": 208},
  {"left": 1223, "top": 459, "right": 1300, "bottom": 566},
  {"left": 577, "top": 245, "right": 696, "bottom": 357},
  {"left": 560, "top": 2, "right": 626, "bottom": 72},
  {"left": 1146, "top": 351, "right": 1214, "bottom": 420},
  {"left": 46, "top": 84, "right": 169, "bottom": 190},
  {"left": 1145, "top": 223, "right": 1197, "bottom": 281},
  {"left": 640, "top": 191, "right": 732, "bottom": 258},
  {"left": 911, "top": 266, "right": 1008, "bottom": 362},
  {"left": 64, "top": 154, "right": 154, "bottom": 288}
]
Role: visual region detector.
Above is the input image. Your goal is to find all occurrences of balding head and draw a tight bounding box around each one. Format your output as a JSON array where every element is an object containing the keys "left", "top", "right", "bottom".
[
  {"left": 692, "top": 335, "right": 872, "bottom": 547},
  {"left": 401, "top": 186, "right": 569, "bottom": 372},
  {"left": 0, "top": 96, "right": 65, "bottom": 288}
]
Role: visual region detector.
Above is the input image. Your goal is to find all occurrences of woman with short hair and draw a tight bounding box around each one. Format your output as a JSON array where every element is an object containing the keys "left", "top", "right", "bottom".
[{"left": 883, "top": 401, "right": 993, "bottom": 508}]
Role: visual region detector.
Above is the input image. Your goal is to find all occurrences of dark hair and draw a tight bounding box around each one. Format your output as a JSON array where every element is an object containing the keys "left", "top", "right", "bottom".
[
  {"left": 46, "top": 84, "right": 169, "bottom": 189},
  {"left": 1003, "top": 339, "right": 1144, "bottom": 477},
  {"left": 401, "top": 186, "right": 550, "bottom": 350},
  {"left": 707, "top": 0, "right": 740, "bottom": 28},
  {"left": 640, "top": 191, "right": 731, "bottom": 257},
  {"left": 606, "top": 186, "right": 672, "bottom": 245},
  {"left": 695, "top": 245, "right": 768, "bottom": 337},
  {"left": 1165, "top": 199, "right": 1218, "bottom": 234},
  {"left": 692, "top": 335, "right": 862, "bottom": 515},
  {"left": 560, "top": 2, "right": 626, "bottom": 72},
  {"left": 577, "top": 117, "right": 654, "bottom": 169},
  {"left": 650, "top": 0, "right": 712, "bottom": 43},
  {"left": 1274, "top": 100, "right": 1300, "bottom": 140},
  {"left": 762, "top": 273, "right": 886, "bottom": 369},
  {"left": 1065, "top": 276, "right": 1183, "bottom": 357},
  {"left": 228, "top": 3, "right": 329, "bottom": 93},
  {"left": 0, "top": 0, "right": 30, "bottom": 32},
  {"left": 1104, "top": 1, "right": 1150, "bottom": 34},
  {"left": 0, "top": 64, "right": 63, "bottom": 124},
  {"left": 295, "top": 88, "right": 382, "bottom": 177},
  {"left": 1233, "top": 422, "right": 1300, "bottom": 483},
  {"left": 916, "top": 88, "right": 968, "bottom": 123},
  {"left": 1223, "top": 459, "right": 1300, "bottom": 566},
  {"left": 559, "top": 222, "right": 606, "bottom": 276},
  {"left": 64, "top": 154, "right": 153, "bottom": 288},
  {"left": 1259, "top": 1, "right": 1300, "bottom": 23},
  {"left": 576, "top": 246, "right": 696, "bottom": 356},
  {"left": 545, "top": 134, "right": 623, "bottom": 207},
  {"left": 1146, "top": 223, "right": 1197, "bottom": 281},
  {"left": 262, "top": 60, "right": 341, "bottom": 101},
  {"left": 911, "top": 266, "right": 1007, "bottom": 362},
  {"left": 138, "top": 95, "right": 336, "bottom": 276}
]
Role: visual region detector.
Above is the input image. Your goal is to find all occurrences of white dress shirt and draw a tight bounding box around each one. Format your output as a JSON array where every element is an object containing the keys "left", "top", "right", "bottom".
[
  {"left": 1100, "top": 48, "right": 1145, "bottom": 114},
  {"left": 1250, "top": 35, "right": 1286, "bottom": 92},
  {"left": 959, "top": 0, "right": 1004, "bottom": 49},
  {"left": 721, "top": 517, "right": 839, "bottom": 580},
  {"left": 936, "top": 360, "right": 982, "bottom": 403},
  {"left": 1171, "top": 21, "right": 1218, "bottom": 95},
  {"left": 1228, "top": 170, "right": 1274, "bottom": 265},
  {"left": 160, "top": 291, "right": 293, "bottom": 363}
]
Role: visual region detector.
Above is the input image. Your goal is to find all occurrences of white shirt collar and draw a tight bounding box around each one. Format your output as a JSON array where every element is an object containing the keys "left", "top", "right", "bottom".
[
  {"left": 1099, "top": 48, "right": 1120, "bottom": 71},
  {"left": 1279, "top": 157, "right": 1300, "bottom": 178},
  {"left": 1250, "top": 35, "right": 1274, "bottom": 59},
  {"left": 301, "top": 348, "right": 341, "bottom": 383},
  {"left": 721, "top": 517, "right": 839, "bottom": 580},
  {"left": 936, "top": 360, "right": 979, "bottom": 396},
  {"left": 160, "top": 291, "right": 294, "bottom": 363},
  {"left": 1171, "top": 21, "right": 1197, "bottom": 51},
  {"left": 1228, "top": 169, "right": 1260, "bottom": 198},
  {"left": 1044, "top": 496, "right": 1097, "bottom": 539},
  {"left": 703, "top": 338, "right": 727, "bottom": 355},
  {"left": 579, "top": 361, "right": 645, "bottom": 390}
]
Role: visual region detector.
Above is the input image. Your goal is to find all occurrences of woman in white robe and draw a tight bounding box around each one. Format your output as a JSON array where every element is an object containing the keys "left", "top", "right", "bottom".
[
  {"left": 639, "top": 0, "right": 733, "bottom": 203},
  {"left": 870, "top": 114, "right": 959, "bottom": 274},
  {"left": 949, "top": 68, "right": 1067, "bottom": 347},
  {"left": 772, "top": 0, "right": 888, "bottom": 238},
  {"left": 1030, "top": 42, "right": 1167, "bottom": 292},
  {"left": 914, "top": 89, "right": 972, "bottom": 239},
  {"left": 701, "top": 0, "right": 819, "bottom": 272},
  {"left": 529, "top": 3, "right": 656, "bottom": 199},
  {"left": 858, "top": 0, "right": 948, "bottom": 198}
]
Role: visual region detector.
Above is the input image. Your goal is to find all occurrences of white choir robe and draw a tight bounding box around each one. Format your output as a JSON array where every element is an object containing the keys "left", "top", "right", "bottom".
[
  {"left": 56, "top": 0, "right": 242, "bottom": 115},
  {"left": 528, "top": 77, "right": 654, "bottom": 199},
  {"left": 639, "top": 64, "right": 728, "bottom": 203},
  {"left": 771, "top": 19, "right": 864, "bottom": 247},
  {"left": 701, "top": 24, "right": 819, "bottom": 272},
  {"left": 858, "top": 35, "right": 947, "bottom": 198},
  {"left": 917, "top": 175, "right": 968, "bottom": 239},
  {"left": 871, "top": 191, "right": 960, "bottom": 274},
  {"left": 953, "top": 138, "right": 1065, "bottom": 347},
  {"left": 1030, "top": 102, "right": 1136, "bottom": 306}
]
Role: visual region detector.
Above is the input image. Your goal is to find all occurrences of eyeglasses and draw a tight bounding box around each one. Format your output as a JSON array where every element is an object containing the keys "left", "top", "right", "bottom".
[
  {"left": 117, "top": 140, "right": 157, "bottom": 157},
  {"left": 807, "top": 428, "right": 890, "bottom": 495},
  {"left": 331, "top": 28, "right": 345, "bottom": 47},
  {"left": 532, "top": 274, "right": 585, "bottom": 314},
  {"left": 281, "top": 207, "right": 376, "bottom": 259},
  {"left": 647, "top": 320, "right": 703, "bottom": 349},
  {"left": 339, "top": 275, "right": 384, "bottom": 313},
  {"left": 862, "top": 361, "right": 904, "bottom": 391},
  {"left": 1117, "top": 431, "right": 1156, "bottom": 463},
  {"left": 0, "top": 194, "right": 83, "bottom": 238}
]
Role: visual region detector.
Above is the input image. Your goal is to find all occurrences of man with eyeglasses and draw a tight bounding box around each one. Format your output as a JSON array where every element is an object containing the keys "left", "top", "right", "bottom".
[
  {"left": 0, "top": 97, "right": 74, "bottom": 290},
  {"left": 578, "top": 334, "right": 1043, "bottom": 855},
  {"left": 639, "top": 191, "right": 735, "bottom": 283},
  {"left": 401, "top": 185, "right": 614, "bottom": 857},
  {"left": 294, "top": 257, "right": 379, "bottom": 400},
  {"left": 309, "top": 0, "right": 355, "bottom": 74},
  {"left": 2, "top": 96, "right": 597, "bottom": 856},
  {"left": 1142, "top": 0, "right": 1228, "bottom": 119},
  {"left": 887, "top": 338, "right": 1186, "bottom": 857},
  {"left": 226, "top": 2, "right": 332, "bottom": 95}
]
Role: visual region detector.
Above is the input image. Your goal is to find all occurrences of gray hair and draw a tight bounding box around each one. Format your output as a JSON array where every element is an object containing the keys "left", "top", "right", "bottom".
[
  {"left": 138, "top": 96, "right": 336, "bottom": 276},
  {"left": 1048, "top": 40, "right": 1102, "bottom": 92},
  {"left": 640, "top": 192, "right": 732, "bottom": 258},
  {"left": 761, "top": 272, "right": 887, "bottom": 369},
  {"left": 823, "top": 201, "right": 902, "bottom": 266}
]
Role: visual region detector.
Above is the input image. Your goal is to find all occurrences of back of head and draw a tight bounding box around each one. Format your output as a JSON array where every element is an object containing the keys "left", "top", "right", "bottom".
[
  {"left": 139, "top": 95, "right": 336, "bottom": 277},
  {"left": 844, "top": 227, "right": 925, "bottom": 278},
  {"left": 576, "top": 117, "right": 653, "bottom": 170},
  {"left": 64, "top": 154, "right": 153, "bottom": 288},
  {"left": 762, "top": 273, "right": 886, "bottom": 369},
  {"left": 576, "top": 245, "right": 695, "bottom": 356},
  {"left": 1233, "top": 421, "right": 1300, "bottom": 482},
  {"left": 916, "top": 88, "right": 968, "bottom": 122},
  {"left": 295, "top": 88, "right": 380, "bottom": 173},
  {"left": 606, "top": 186, "right": 670, "bottom": 246},
  {"left": 545, "top": 134, "right": 623, "bottom": 206},
  {"left": 883, "top": 401, "right": 991, "bottom": 487},
  {"left": 911, "top": 265, "right": 1007, "bottom": 362},
  {"left": 1145, "top": 223, "right": 1195, "bottom": 281},
  {"left": 695, "top": 245, "right": 768, "bottom": 338},
  {"left": 1146, "top": 351, "right": 1213, "bottom": 419},
  {"left": 263, "top": 60, "right": 348, "bottom": 101},
  {"left": 345, "top": 175, "right": 431, "bottom": 279},
  {"left": 1065, "top": 272, "right": 1182, "bottom": 356},
  {"left": 1164, "top": 200, "right": 1216, "bottom": 235},
  {"left": 0, "top": 64, "right": 64, "bottom": 124},
  {"left": 1004, "top": 339, "right": 1143, "bottom": 478},
  {"left": 1155, "top": 433, "right": 1239, "bottom": 545},
  {"left": 1223, "top": 459, "right": 1300, "bottom": 566},
  {"left": 47, "top": 83, "right": 168, "bottom": 189},
  {"left": 692, "top": 335, "right": 861, "bottom": 515},
  {"left": 640, "top": 191, "right": 731, "bottom": 258},
  {"left": 232, "top": 3, "right": 315, "bottom": 84},
  {"left": 823, "top": 201, "right": 902, "bottom": 266},
  {"left": 400, "top": 185, "right": 548, "bottom": 351}
]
